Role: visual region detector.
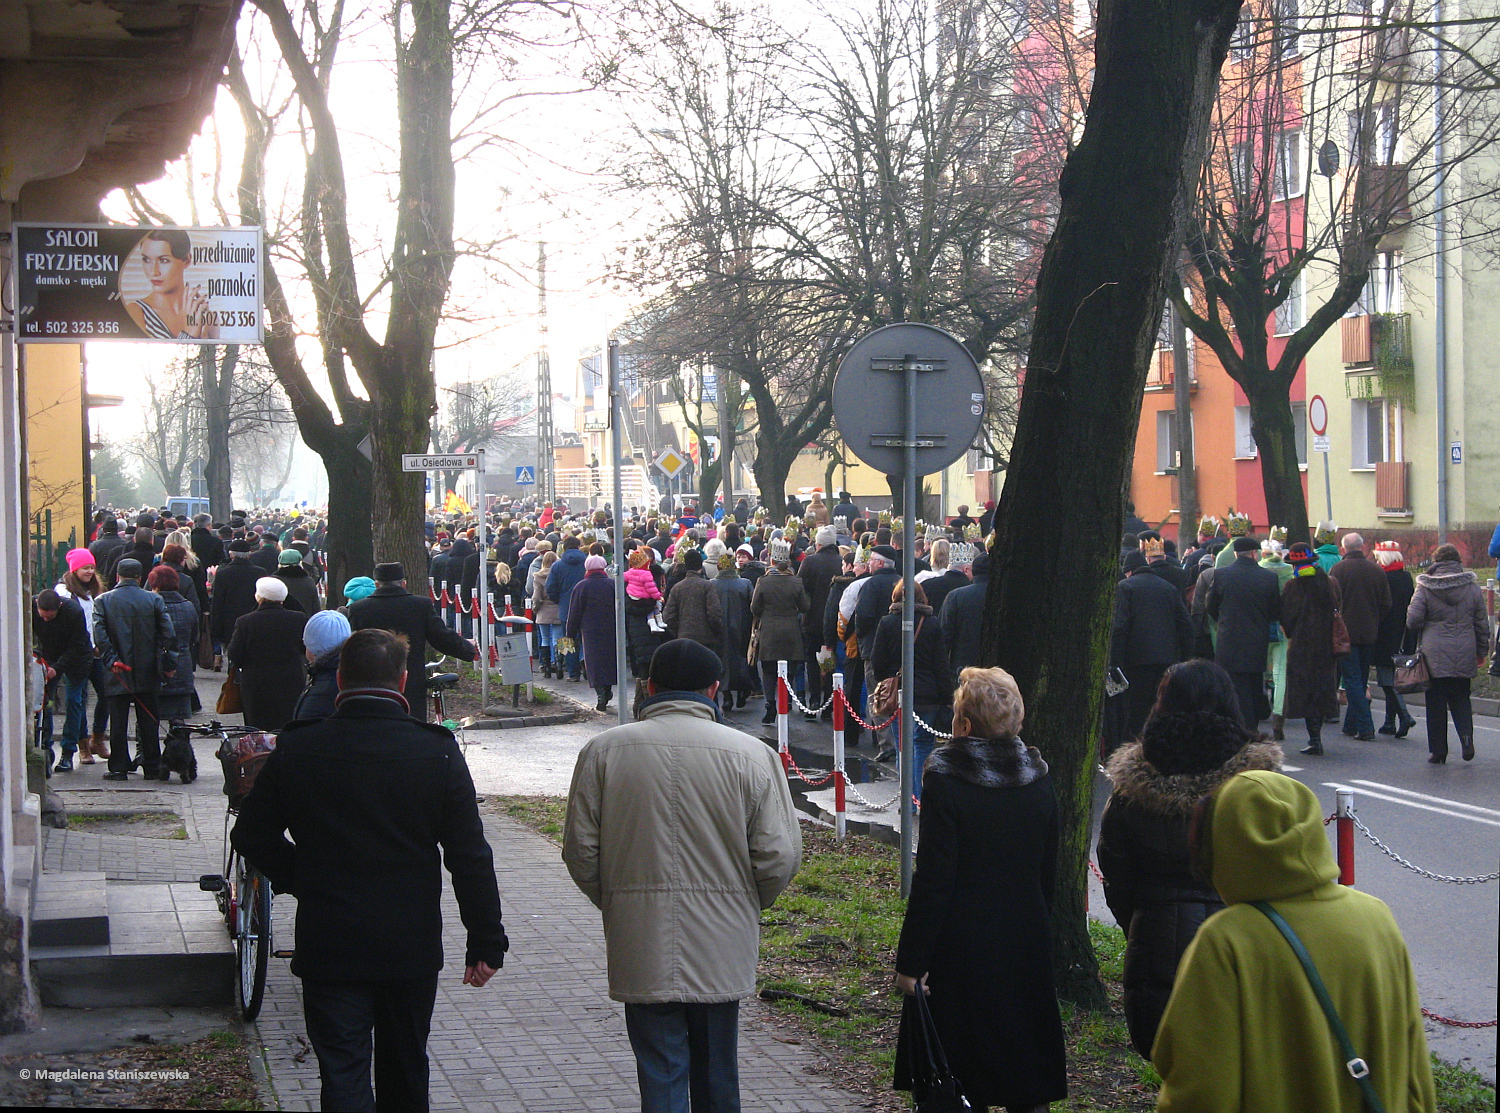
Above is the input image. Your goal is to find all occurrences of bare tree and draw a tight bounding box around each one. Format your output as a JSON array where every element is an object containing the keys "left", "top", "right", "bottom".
[
  {"left": 128, "top": 371, "right": 207, "bottom": 504},
  {"left": 431, "top": 367, "right": 536, "bottom": 492}
]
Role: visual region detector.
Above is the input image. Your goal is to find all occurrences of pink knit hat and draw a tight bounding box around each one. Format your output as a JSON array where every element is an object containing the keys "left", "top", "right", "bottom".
[{"left": 65, "top": 548, "right": 95, "bottom": 572}]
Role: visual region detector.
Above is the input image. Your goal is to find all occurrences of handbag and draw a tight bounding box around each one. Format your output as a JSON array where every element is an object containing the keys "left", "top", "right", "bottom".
[
  {"left": 909, "top": 985, "right": 971, "bottom": 1112},
  {"left": 216, "top": 667, "right": 243, "bottom": 715},
  {"left": 1392, "top": 651, "right": 1429, "bottom": 694},
  {"left": 1251, "top": 901, "right": 1388, "bottom": 1113},
  {"left": 746, "top": 621, "right": 760, "bottom": 667},
  {"left": 1331, "top": 612, "right": 1352, "bottom": 657},
  {"left": 197, "top": 620, "right": 215, "bottom": 671}
]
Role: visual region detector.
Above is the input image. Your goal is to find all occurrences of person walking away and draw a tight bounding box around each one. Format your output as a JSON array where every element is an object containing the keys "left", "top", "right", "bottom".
[
  {"left": 233, "top": 628, "right": 507, "bottom": 1113},
  {"left": 563, "top": 639, "right": 801, "bottom": 1113},
  {"left": 939, "top": 551, "right": 992, "bottom": 676},
  {"left": 227, "top": 578, "right": 310, "bottom": 731},
  {"left": 825, "top": 550, "right": 865, "bottom": 745},
  {"left": 566, "top": 554, "right": 620, "bottom": 712},
  {"left": 349, "top": 562, "right": 477, "bottom": 718},
  {"left": 1371, "top": 540, "right": 1418, "bottom": 738},
  {"left": 56, "top": 549, "right": 110, "bottom": 763},
  {"left": 211, "top": 540, "right": 263, "bottom": 651},
  {"left": 546, "top": 537, "right": 589, "bottom": 681},
  {"left": 32, "top": 589, "right": 93, "bottom": 773},
  {"left": 146, "top": 566, "right": 200, "bottom": 731},
  {"left": 892, "top": 667, "right": 1066, "bottom": 1113},
  {"left": 1152, "top": 771, "right": 1435, "bottom": 1112},
  {"left": 1406, "top": 543, "right": 1489, "bottom": 763},
  {"left": 869, "top": 579, "right": 956, "bottom": 803},
  {"left": 661, "top": 549, "right": 722, "bottom": 654},
  {"left": 1111, "top": 550, "right": 1195, "bottom": 746},
  {"left": 161, "top": 535, "right": 210, "bottom": 618},
  {"left": 88, "top": 517, "right": 127, "bottom": 581},
  {"left": 1328, "top": 532, "right": 1391, "bottom": 741},
  {"left": 916, "top": 538, "right": 968, "bottom": 615},
  {"left": 109, "top": 527, "right": 158, "bottom": 586},
  {"left": 1257, "top": 537, "right": 1294, "bottom": 739},
  {"left": 798, "top": 527, "right": 843, "bottom": 720},
  {"left": 248, "top": 532, "right": 281, "bottom": 574},
  {"left": 1280, "top": 544, "right": 1344, "bottom": 756},
  {"left": 1312, "top": 520, "right": 1341, "bottom": 573},
  {"left": 276, "top": 548, "right": 322, "bottom": 613},
  {"left": 711, "top": 552, "right": 755, "bottom": 712},
  {"left": 293, "top": 610, "right": 353, "bottom": 722},
  {"left": 92, "top": 559, "right": 175, "bottom": 780},
  {"left": 339, "top": 576, "right": 376, "bottom": 615},
  {"left": 1097, "top": 660, "right": 1281, "bottom": 1057},
  {"left": 1206, "top": 537, "right": 1281, "bottom": 732},
  {"left": 531, "top": 551, "right": 562, "bottom": 677},
  {"left": 750, "top": 538, "right": 810, "bottom": 725}
]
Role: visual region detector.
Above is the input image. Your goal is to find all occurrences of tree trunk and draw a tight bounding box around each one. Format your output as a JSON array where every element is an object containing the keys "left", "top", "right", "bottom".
[
  {"left": 200, "top": 346, "right": 237, "bottom": 520},
  {"left": 979, "top": 0, "right": 1242, "bottom": 1010},
  {"left": 369, "top": 374, "right": 437, "bottom": 597},
  {"left": 698, "top": 456, "right": 722, "bottom": 518},
  {"left": 318, "top": 438, "right": 373, "bottom": 609},
  {"left": 751, "top": 446, "right": 793, "bottom": 521},
  {"left": 1245, "top": 383, "right": 1309, "bottom": 542},
  {"left": 1171, "top": 301, "right": 1198, "bottom": 548}
]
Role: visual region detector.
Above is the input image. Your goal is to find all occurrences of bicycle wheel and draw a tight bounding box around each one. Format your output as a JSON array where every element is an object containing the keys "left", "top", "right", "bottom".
[{"left": 233, "top": 854, "right": 271, "bottom": 1021}]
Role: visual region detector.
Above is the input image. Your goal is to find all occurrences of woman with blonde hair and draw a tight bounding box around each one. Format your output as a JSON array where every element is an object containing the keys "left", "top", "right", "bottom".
[
  {"left": 893, "top": 667, "right": 1066, "bottom": 1113},
  {"left": 531, "top": 550, "right": 562, "bottom": 677}
]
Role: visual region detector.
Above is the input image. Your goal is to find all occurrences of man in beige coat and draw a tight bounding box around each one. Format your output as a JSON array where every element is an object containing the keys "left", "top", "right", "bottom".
[{"left": 564, "top": 638, "right": 802, "bottom": 1112}]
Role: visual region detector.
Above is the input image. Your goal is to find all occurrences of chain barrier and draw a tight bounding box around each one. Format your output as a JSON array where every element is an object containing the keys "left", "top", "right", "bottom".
[
  {"left": 1323, "top": 812, "right": 1336, "bottom": 826},
  {"left": 842, "top": 700, "right": 897, "bottom": 733},
  {"left": 784, "top": 687, "right": 834, "bottom": 717},
  {"left": 1421, "top": 1008, "right": 1498, "bottom": 1030},
  {"left": 843, "top": 781, "right": 904, "bottom": 812},
  {"left": 1349, "top": 810, "right": 1499, "bottom": 885},
  {"left": 785, "top": 755, "right": 836, "bottom": 788},
  {"left": 1088, "top": 860, "right": 1106, "bottom": 885},
  {"left": 910, "top": 711, "right": 955, "bottom": 741}
]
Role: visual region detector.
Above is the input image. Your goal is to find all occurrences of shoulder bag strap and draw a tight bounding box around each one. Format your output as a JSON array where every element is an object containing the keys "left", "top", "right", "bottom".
[{"left": 1251, "top": 901, "right": 1388, "bottom": 1113}]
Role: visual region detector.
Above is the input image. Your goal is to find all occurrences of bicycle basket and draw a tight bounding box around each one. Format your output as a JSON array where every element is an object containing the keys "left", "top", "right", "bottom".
[{"left": 218, "top": 733, "right": 278, "bottom": 808}]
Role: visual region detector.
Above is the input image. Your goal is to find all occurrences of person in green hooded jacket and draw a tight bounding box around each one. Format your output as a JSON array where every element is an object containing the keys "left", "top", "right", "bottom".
[{"left": 1153, "top": 770, "right": 1435, "bottom": 1113}]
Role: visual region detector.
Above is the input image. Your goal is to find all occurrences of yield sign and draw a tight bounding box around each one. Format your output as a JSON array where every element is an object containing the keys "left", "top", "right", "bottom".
[{"left": 654, "top": 447, "right": 689, "bottom": 478}]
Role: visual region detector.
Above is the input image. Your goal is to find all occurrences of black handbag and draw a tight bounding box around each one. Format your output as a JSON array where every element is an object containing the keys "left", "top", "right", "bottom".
[{"left": 910, "top": 986, "right": 971, "bottom": 1112}]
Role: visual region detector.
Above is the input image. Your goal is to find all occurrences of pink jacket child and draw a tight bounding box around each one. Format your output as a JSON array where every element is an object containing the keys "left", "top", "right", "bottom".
[{"left": 625, "top": 567, "right": 662, "bottom": 602}]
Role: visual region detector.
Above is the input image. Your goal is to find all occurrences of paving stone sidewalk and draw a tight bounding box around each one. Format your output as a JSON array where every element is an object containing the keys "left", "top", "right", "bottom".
[{"left": 253, "top": 812, "right": 871, "bottom": 1112}]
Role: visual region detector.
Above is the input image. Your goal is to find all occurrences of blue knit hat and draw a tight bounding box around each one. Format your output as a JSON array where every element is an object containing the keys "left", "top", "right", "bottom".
[{"left": 304, "top": 610, "right": 351, "bottom": 658}]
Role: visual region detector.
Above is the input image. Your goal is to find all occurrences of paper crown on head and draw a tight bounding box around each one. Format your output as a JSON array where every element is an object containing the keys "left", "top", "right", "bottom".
[
  {"left": 925, "top": 523, "right": 947, "bottom": 542},
  {"left": 854, "top": 542, "right": 872, "bottom": 566},
  {"left": 1261, "top": 538, "right": 1283, "bottom": 555},
  {"left": 1226, "top": 510, "right": 1252, "bottom": 536},
  {"left": 1139, "top": 536, "right": 1165, "bottom": 560},
  {"left": 1197, "top": 514, "right": 1222, "bottom": 537},
  {"left": 877, "top": 510, "right": 892, "bottom": 527},
  {"left": 963, "top": 522, "right": 982, "bottom": 541},
  {"left": 1315, "top": 520, "right": 1339, "bottom": 544},
  {"left": 768, "top": 537, "right": 792, "bottom": 563},
  {"left": 832, "top": 515, "right": 847, "bottom": 533},
  {"left": 1268, "top": 524, "right": 1288, "bottom": 543},
  {"left": 950, "top": 542, "right": 977, "bottom": 568}
]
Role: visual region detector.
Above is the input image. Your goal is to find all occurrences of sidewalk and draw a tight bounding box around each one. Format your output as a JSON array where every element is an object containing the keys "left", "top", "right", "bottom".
[{"left": 252, "top": 811, "right": 867, "bottom": 1112}]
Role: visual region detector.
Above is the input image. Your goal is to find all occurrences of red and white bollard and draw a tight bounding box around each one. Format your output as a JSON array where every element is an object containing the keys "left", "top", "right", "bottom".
[
  {"left": 832, "top": 671, "right": 846, "bottom": 840},
  {"left": 776, "top": 660, "right": 790, "bottom": 773},
  {"left": 1336, "top": 788, "right": 1355, "bottom": 886}
]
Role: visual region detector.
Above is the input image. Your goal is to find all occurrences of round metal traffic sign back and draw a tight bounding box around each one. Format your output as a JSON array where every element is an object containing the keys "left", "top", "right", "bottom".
[
  {"left": 832, "top": 323, "right": 985, "bottom": 476},
  {"left": 1309, "top": 394, "right": 1328, "bottom": 436}
]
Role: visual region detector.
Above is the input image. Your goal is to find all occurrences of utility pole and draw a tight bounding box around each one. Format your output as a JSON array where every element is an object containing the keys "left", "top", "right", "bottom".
[
  {"left": 718, "top": 366, "right": 733, "bottom": 520},
  {"left": 537, "top": 242, "right": 555, "bottom": 506},
  {"left": 1171, "top": 293, "right": 1198, "bottom": 548}
]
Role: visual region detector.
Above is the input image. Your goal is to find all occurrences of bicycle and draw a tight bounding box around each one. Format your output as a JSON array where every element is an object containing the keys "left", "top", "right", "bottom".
[
  {"left": 426, "top": 659, "right": 468, "bottom": 750},
  {"left": 187, "top": 720, "right": 278, "bottom": 1022}
]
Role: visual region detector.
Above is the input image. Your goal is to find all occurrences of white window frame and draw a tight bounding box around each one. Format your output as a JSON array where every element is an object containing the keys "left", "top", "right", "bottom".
[
  {"left": 1292, "top": 400, "right": 1308, "bottom": 467},
  {"left": 1274, "top": 270, "right": 1304, "bottom": 336},
  {"left": 1072, "top": 0, "right": 1094, "bottom": 35},
  {"left": 1234, "top": 405, "right": 1259, "bottom": 459},
  {"left": 1350, "top": 397, "right": 1398, "bottom": 470},
  {"left": 1155, "top": 410, "right": 1179, "bottom": 473}
]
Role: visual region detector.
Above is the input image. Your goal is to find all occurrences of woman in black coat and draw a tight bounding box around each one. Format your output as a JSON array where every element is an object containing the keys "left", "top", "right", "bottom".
[
  {"left": 1280, "top": 543, "right": 1343, "bottom": 756},
  {"left": 564, "top": 556, "right": 618, "bottom": 711},
  {"left": 1370, "top": 540, "right": 1417, "bottom": 737},
  {"left": 1096, "top": 659, "right": 1281, "bottom": 1058},
  {"left": 146, "top": 565, "right": 201, "bottom": 724},
  {"left": 893, "top": 666, "right": 1066, "bottom": 1113},
  {"left": 711, "top": 552, "right": 755, "bottom": 710},
  {"left": 226, "top": 578, "right": 309, "bottom": 731},
  {"left": 869, "top": 578, "right": 955, "bottom": 799}
]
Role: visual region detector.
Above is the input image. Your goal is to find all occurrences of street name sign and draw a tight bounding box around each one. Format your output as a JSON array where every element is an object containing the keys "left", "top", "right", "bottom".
[{"left": 402, "top": 453, "right": 483, "bottom": 472}]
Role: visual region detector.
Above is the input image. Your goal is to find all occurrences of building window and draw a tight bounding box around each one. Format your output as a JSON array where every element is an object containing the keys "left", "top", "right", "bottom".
[
  {"left": 1350, "top": 251, "right": 1404, "bottom": 316},
  {"left": 1274, "top": 271, "right": 1304, "bottom": 335},
  {"left": 1156, "top": 410, "right": 1180, "bottom": 472},
  {"left": 1292, "top": 400, "right": 1308, "bottom": 466},
  {"left": 1072, "top": 0, "right": 1094, "bottom": 35},
  {"left": 1348, "top": 102, "right": 1398, "bottom": 166},
  {"left": 1351, "top": 397, "right": 1391, "bottom": 468},
  {"left": 1232, "top": 128, "right": 1303, "bottom": 203},
  {"left": 1273, "top": 0, "right": 1300, "bottom": 57},
  {"left": 1230, "top": 11, "right": 1255, "bottom": 59},
  {"left": 1234, "top": 405, "right": 1258, "bottom": 459}
]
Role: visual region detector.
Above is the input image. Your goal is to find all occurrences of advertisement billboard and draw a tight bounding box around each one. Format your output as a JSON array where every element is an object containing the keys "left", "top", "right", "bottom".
[{"left": 12, "top": 223, "right": 264, "bottom": 344}]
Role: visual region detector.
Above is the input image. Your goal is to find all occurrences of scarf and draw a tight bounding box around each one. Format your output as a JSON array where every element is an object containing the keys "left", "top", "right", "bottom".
[
  {"left": 924, "top": 735, "right": 1049, "bottom": 788},
  {"left": 333, "top": 687, "right": 412, "bottom": 714}
]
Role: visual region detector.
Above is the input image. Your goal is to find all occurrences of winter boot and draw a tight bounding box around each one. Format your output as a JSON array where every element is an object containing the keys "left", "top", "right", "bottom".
[
  {"left": 1300, "top": 719, "right": 1323, "bottom": 756},
  {"left": 1270, "top": 714, "right": 1285, "bottom": 741},
  {"left": 1461, "top": 733, "right": 1476, "bottom": 762},
  {"left": 92, "top": 733, "right": 110, "bottom": 760},
  {"left": 596, "top": 686, "right": 612, "bottom": 712},
  {"left": 78, "top": 735, "right": 95, "bottom": 765},
  {"left": 1378, "top": 711, "right": 1398, "bottom": 735}
]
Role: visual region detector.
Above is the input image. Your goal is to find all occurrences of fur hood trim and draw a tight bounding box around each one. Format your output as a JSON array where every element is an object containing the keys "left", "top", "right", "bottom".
[
  {"left": 1416, "top": 563, "right": 1478, "bottom": 594},
  {"left": 925, "top": 736, "right": 1048, "bottom": 789},
  {"left": 1106, "top": 738, "right": 1283, "bottom": 815}
]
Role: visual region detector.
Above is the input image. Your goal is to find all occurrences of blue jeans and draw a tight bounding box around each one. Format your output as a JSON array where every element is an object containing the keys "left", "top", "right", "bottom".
[
  {"left": 623, "top": 1001, "right": 740, "bottom": 1113},
  {"left": 41, "top": 674, "right": 87, "bottom": 754},
  {"left": 1340, "top": 643, "right": 1376, "bottom": 735}
]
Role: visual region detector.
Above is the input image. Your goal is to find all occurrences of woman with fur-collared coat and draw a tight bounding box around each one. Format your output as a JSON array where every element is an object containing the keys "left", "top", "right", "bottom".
[
  {"left": 750, "top": 543, "right": 809, "bottom": 724},
  {"left": 1097, "top": 660, "right": 1281, "bottom": 1059},
  {"left": 893, "top": 667, "right": 1066, "bottom": 1113}
]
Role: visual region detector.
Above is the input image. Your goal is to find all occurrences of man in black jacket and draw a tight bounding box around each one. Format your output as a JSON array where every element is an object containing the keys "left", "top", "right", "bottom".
[
  {"left": 797, "top": 527, "right": 844, "bottom": 720},
  {"left": 1111, "top": 551, "right": 1195, "bottom": 741},
  {"left": 88, "top": 516, "right": 127, "bottom": 573},
  {"left": 210, "top": 541, "right": 263, "bottom": 647},
  {"left": 853, "top": 546, "right": 902, "bottom": 662},
  {"left": 248, "top": 533, "right": 281, "bottom": 574},
  {"left": 92, "top": 560, "right": 175, "bottom": 779},
  {"left": 233, "top": 628, "right": 507, "bottom": 1113},
  {"left": 189, "top": 514, "right": 224, "bottom": 570},
  {"left": 33, "top": 589, "right": 94, "bottom": 772},
  {"left": 1206, "top": 537, "right": 1282, "bottom": 731},
  {"left": 348, "top": 562, "right": 476, "bottom": 718},
  {"left": 938, "top": 552, "right": 991, "bottom": 675}
]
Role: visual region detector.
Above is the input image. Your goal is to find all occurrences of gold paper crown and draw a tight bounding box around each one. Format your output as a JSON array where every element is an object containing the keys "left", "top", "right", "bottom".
[
  {"left": 1226, "top": 510, "right": 1252, "bottom": 536},
  {"left": 1268, "top": 524, "right": 1288, "bottom": 543},
  {"left": 1140, "top": 536, "right": 1165, "bottom": 560},
  {"left": 1197, "top": 514, "right": 1222, "bottom": 537},
  {"left": 1314, "top": 520, "right": 1339, "bottom": 544}
]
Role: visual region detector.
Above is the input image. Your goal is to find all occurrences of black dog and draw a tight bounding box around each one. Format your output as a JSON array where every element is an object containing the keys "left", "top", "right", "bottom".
[{"left": 160, "top": 727, "right": 198, "bottom": 784}]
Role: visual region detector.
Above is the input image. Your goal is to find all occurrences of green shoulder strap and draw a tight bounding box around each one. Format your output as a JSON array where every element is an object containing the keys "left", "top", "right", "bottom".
[{"left": 1251, "top": 900, "right": 1389, "bottom": 1113}]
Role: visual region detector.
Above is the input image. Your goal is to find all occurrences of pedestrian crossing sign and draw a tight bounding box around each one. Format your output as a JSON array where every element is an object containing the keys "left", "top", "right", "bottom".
[
  {"left": 654, "top": 448, "right": 689, "bottom": 478},
  {"left": 515, "top": 466, "right": 535, "bottom": 485}
]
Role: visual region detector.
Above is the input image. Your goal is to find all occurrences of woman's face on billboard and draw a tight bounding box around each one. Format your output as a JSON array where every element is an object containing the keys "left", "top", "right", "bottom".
[{"left": 138, "top": 237, "right": 187, "bottom": 294}]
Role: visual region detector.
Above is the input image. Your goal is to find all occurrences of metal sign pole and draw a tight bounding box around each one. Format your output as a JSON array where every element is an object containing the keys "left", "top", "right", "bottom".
[
  {"left": 609, "top": 338, "right": 630, "bottom": 724},
  {"left": 480, "top": 545, "right": 490, "bottom": 712},
  {"left": 900, "top": 361, "right": 918, "bottom": 899}
]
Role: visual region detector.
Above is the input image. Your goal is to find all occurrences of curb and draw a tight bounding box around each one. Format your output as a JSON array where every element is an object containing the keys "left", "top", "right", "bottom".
[
  {"left": 464, "top": 712, "right": 578, "bottom": 730},
  {"left": 789, "top": 793, "right": 900, "bottom": 848}
]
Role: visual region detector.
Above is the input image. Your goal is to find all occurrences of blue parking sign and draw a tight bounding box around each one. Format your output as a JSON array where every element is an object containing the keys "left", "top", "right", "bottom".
[{"left": 515, "top": 465, "right": 535, "bottom": 485}]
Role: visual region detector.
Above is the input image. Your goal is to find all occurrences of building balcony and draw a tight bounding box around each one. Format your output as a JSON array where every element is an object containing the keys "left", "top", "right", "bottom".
[
  {"left": 1145, "top": 348, "right": 1198, "bottom": 392},
  {"left": 1375, "top": 460, "right": 1409, "bottom": 513},
  {"left": 1342, "top": 315, "right": 1372, "bottom": 365}
]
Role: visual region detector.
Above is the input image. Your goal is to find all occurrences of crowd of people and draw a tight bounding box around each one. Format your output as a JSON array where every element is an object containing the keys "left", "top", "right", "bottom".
[{"left": 27, "top": 490, "right": 1486, "bottom": 1113}]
